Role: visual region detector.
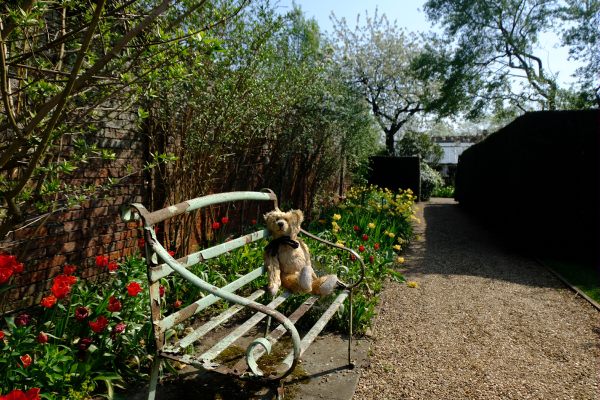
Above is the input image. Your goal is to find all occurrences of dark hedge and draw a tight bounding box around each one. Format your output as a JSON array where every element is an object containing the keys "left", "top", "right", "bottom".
[
  {"left": 455, "top": 110, "right": 600, "bottom": 263},
  {"left": 368, "top": 156, "right": 421, "bottom": 200}
]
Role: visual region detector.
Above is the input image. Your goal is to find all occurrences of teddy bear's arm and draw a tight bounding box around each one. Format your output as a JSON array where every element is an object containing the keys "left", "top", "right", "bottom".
[
  {"left": 264, "top": 252, "right": 281, "bottom": 296},
  {"left": 298, "top": 239, "right": 312, "bottom": 267}
]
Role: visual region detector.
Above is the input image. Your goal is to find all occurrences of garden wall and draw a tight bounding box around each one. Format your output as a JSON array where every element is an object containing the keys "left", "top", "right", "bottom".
[
  {"left": 367, "top": 156, "right": 420, "bottom": 199},
  {"left": 1, "top": 110, "right": 146, "bottom": 312},
  {"left": 455, "top": 110, "right": 599, "bottom": 262}
]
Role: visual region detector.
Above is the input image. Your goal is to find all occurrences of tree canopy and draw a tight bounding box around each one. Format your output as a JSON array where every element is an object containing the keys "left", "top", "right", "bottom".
[
  {"left": 331, "top": 10, "right": 441, "bottom": 155},
  {"left": 420, "top": 0, "right": 600, "bottom": 115}
]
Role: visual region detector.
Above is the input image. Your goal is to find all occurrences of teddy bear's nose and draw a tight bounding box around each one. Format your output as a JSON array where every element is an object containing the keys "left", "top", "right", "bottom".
[{"left": 277, "top": 221, "right": 284, "bottom": 228}]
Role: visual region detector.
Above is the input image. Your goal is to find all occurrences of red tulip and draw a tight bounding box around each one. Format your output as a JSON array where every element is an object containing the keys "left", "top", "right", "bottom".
[
  {"left": 15, "top": 313, "right": 31, "bottom": 327},
  {"left": 107, "top": 262, "right": 118, "bottom": 272},
  {"left": 221, "top": 216, "right": 229, "bottom": 224},
  {"left": 0, "top": 388, "right": 41, "bottom": 400},
  {"left": 127, "top": 281, "right": 142, "bottom": 297},
  {"left": 37, "top": 331, "right": 48, "bottom": 344},
  {"left": 79, "top": 337, "right": 93, "bottom": 351},
  {"left": 362, "top": 234, "right": 369, "bottom": 241},
  {"left": 74, "top": 306, "right": 89, "bottom": 322},
  {"left": 63, "top": 265, "right": 77, "bottom": 275},
  {"left": 95, "top": 255, "right": 109, "bottom": 268},
  {"left": 211, "top": 221, "right": 221, "bottom": 230},
  {"left": 358, "top": 245, "right": 365, "bottom": 252},
  {"left": 107, "top": 296, "right": 122, "bottom": 312},
  {"left": 173, "top": 299, "right": 183, "bottom": 308},
  {"left": 40, "top": 295, "right": 57, "bottom": 308},
  {"left": 89, "top": 316, "right": 109, "bottom": 333}
]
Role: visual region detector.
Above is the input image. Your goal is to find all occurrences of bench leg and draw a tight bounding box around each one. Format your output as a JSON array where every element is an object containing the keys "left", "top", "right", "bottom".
[
  {"left": 147, "top": 357, "right": 160, "bottom": 400},
  {"left": 348, "top": 290, "right": 353, "bottom": 367}
]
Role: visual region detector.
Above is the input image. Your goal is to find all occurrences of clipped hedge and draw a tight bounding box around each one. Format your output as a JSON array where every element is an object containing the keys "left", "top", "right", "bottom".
[
  {"left": 455, "top": 110, "right": 599, "bottom": 262},
  {"left": 367, "top": 156, "right": 421, "bottom": 200}
]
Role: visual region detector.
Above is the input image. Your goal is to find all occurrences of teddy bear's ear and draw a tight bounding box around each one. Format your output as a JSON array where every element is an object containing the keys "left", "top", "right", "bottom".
[
  {"left": 291, "top": 209, "right": 304, "bottom": 226},
  {"left": 263, "top": 211, "right": 274, "bottom": 223}
]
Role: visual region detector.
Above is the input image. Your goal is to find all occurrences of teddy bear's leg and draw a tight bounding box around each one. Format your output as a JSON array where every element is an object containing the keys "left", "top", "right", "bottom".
[
  {"left": 298, "top": 265, "right": 314, "bottom": 292},
  {"left": 312, "top": 274, "right": 339, "bottom": 296},
  {"left": 281, "top": 272, "right": 311, "bottom": 293}
]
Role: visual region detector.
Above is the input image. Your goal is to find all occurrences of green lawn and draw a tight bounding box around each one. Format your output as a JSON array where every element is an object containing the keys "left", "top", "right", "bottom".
[{"left": 541, "top": 258, "right": 600, "bottom": 304}]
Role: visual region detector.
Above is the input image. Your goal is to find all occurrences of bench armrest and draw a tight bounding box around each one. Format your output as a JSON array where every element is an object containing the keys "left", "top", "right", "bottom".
[{"left": 299, "top": 228, "right": 365, "bottom": 290}]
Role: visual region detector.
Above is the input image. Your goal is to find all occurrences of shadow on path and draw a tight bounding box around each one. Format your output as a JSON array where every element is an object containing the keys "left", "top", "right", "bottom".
[{"left": 406, "top": 198, "right": 563, "bottom": 289}]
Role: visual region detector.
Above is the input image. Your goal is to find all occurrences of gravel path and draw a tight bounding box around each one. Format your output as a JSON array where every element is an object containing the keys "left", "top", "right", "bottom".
[{"left": 353, "top": 198, "right": 600, "bottom": 400}]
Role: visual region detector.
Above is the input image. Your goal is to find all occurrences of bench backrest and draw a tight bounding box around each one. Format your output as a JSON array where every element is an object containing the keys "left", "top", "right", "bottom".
[{"left": 121, "top": 190, "right": 280, "bottom": 346}]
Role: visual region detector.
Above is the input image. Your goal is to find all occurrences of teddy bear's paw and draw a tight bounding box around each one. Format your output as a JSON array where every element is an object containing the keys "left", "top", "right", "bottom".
[
  {"left": 299, "top": 266, "right": 313, "bottom": 291},
  {"left": 318, "top": 275, "right": 339, "bottom": 296},
  {"left": 267, "top": 283, "right": 280, "bottom": 296}
]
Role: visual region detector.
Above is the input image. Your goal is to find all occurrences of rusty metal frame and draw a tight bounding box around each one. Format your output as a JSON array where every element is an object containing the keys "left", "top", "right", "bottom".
[{"left": 121, "top": 189, "right": 362, "bottom": 399}]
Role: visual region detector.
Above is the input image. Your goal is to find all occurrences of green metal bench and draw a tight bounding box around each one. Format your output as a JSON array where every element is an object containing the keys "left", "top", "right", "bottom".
[{"left": 120, "top": 189, "right": 365, "bottom": 399}]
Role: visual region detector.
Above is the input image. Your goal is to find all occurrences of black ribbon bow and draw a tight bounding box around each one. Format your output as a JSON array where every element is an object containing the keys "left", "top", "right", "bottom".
[{"left": 265, "top": 236, "right": 299, "bottom": 256}]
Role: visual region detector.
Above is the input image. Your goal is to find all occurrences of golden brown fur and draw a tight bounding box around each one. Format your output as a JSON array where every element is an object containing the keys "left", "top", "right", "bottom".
[{"left": 264, "top": 209, "right": 338, "bottom": 296}]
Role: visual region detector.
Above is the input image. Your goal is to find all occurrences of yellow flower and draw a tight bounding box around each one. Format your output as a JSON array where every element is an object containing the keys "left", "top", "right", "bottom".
[
  {"left": 332, "top": 214, "right": 341, "bottom": 221},
  {"left": 388, "top": 232, "right": 395, "bottom": 238},
  {"left": 393, "top": 244, "right": 401, "bottom": 251},
  {"left": 367, "top": 222, "right": 375, "bottom": 229},
  {"left": 396, "top": 256, "right": 405, "bottom": 264},
  {"left": 336, "top": 240, "right": 345, "bottom": 247},
  {"left": 406, "top": 281, "right": 419, "bottom": 288}
]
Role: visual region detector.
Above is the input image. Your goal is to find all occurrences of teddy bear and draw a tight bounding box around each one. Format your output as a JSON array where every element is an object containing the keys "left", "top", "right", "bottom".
[{"left": 263, "top": 209, "right": 340, "bottom": 296}]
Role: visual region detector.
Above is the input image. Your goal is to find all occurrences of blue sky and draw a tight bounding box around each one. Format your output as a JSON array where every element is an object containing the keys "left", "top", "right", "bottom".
[
  {"left": 276, "top": 0, "right": 577, "bottom": 85},
  {"left": 276, "top": 0, "right": 432, "bottom": 34}
]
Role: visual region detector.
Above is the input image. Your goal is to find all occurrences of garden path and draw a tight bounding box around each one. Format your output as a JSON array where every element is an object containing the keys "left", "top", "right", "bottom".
[{"left": 353, "top": 198, "right": 600, "bottom": 399}]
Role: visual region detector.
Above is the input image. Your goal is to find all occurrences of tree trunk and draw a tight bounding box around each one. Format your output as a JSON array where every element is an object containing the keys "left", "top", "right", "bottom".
[{"left": 385, "top": 130, "right": 395, "bottom": 155}]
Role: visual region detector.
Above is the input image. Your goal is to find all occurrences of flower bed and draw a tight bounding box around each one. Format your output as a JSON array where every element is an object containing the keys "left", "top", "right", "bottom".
[{"left": 0, "top": 185, "right": 417, "bottom": 398}]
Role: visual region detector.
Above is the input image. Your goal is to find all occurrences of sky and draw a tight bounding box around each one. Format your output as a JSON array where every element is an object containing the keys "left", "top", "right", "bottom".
[{"left": 275, "top": 0, "right": 578, "bottom": 85}]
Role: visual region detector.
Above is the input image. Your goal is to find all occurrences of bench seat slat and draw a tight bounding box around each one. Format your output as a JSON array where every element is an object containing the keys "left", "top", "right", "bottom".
[
  {"left": 232, "top": 295, "right": 320, "bottom": 373},
  {"left": 175, "top": 289, "right": 265, "bottom": 350},
  {"left": 157, "top": 266, "right": 265, "bottom": 333},
  {"left": 199, "top": 292, "right": 291, "bottom": 362},
  {"left": 281, "top": 291, "right": 349, "bottom": 369}
]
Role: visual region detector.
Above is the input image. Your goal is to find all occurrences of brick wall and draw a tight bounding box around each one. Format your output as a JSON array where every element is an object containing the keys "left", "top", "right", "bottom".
[{"left": 1, "top": 109, "right": 147, "bottom": 313}]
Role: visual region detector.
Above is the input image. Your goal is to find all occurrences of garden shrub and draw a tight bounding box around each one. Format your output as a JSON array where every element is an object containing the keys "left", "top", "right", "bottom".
[
  {"left": 420, "top": 163, "right": 444, "bottom": 201},
  {"left": 431, "top": 185, "right": 455, "bottom": 198}
]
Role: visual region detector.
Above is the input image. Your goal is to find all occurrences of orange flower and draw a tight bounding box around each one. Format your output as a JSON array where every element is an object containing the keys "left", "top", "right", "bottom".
[
  {"left": 51, "top": 274, "right": 77, "bottom": 299},
  {"left": 20, "top": 354, "right": 32, "bottom": 368},
  {"left": 40, "top": 295, "right": 57, "bottom": 308}
]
